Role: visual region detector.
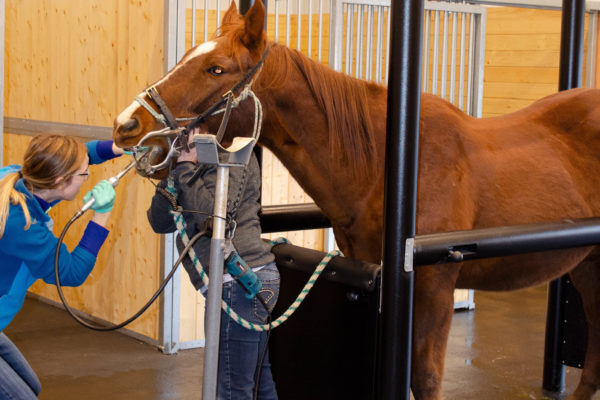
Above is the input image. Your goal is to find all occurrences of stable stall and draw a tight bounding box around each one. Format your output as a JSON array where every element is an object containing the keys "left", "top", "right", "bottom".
[{"left": 2, "top": 0, "right": 599, "bottom": 354}]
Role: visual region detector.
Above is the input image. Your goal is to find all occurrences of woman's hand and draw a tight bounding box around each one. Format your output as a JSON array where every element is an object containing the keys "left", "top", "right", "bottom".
[
  {"left": 112, "top": 142, "right": 125, "bottom": 155},
  {"left": 84, "top": 180, "right": 116, "bottom": 227},
  {"left": 177, "top": 128, "right": 199, "bottom": 164}
]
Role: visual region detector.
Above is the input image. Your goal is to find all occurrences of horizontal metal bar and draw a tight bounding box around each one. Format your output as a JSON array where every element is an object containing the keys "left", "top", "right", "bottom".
[
  {"left": 469, "top": 0, "right": 600, "bottom": 12},
  {"left": 260, "top": 203, "right": 331, "bottom": 233},
  {"left": 414, "top": 217, "right": 600, "bottom": 266},
  {"left": 339, "top": 0, "right": 485, "bottom": 14},
  {"left": 5, "top": 117, "right": 112, "bottom": 140}
]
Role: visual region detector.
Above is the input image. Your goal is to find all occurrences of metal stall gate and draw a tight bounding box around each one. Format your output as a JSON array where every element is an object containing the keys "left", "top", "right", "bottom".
[{"left": 330, "top": 0, "right": 485, "bottom": 116}]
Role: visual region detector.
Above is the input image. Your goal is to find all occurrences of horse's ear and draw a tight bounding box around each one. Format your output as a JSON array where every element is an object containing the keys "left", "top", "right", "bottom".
[
  {"left": 222, "top": 2, "right": 242, "bottom": 26},
  {"left": 242, "top": 0, "right": 266, "bottom": 49}
]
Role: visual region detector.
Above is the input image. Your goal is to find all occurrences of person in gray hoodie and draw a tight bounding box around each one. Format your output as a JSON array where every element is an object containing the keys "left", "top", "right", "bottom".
[{"left": 147, "top": 129, "right": 279, "bottom": 400}]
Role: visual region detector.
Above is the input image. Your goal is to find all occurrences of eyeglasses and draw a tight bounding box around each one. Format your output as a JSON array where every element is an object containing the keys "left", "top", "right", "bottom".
[{"left": 72, "top": 169, "right": 89, "bottom": 180}]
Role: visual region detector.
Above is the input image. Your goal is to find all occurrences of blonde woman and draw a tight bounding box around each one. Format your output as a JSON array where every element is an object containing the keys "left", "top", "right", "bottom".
[{"left": 0, "top": 134, "right": 124, "bottom": 399}]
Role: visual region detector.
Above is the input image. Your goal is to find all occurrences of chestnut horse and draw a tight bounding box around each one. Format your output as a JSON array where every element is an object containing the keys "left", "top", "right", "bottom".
[{"left": 112, "top": 1, "right": 600, "bottom": 398}]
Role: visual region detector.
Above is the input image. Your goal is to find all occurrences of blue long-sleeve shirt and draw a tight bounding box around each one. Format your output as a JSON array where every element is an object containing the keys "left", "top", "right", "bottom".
[{"left": 0, "top": 140, "right": 120, "bottom": 331}]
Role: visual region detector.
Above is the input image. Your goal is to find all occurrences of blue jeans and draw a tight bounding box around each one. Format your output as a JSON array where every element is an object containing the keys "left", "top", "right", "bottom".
[
  {"left": 0, "top": 332, "right": 40, "bottom": 400},
  {"left": 217, "top": 262, "right": 279, "bottom": 400}
]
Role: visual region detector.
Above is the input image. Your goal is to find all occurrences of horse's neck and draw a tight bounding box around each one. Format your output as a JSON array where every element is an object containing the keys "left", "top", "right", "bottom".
[{"left": 256, "top": 49, "right": 388, "bottom": 248}]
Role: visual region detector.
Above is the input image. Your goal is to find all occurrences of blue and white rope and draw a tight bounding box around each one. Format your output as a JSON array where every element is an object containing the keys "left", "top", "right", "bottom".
[{"left": 167, "top": 179, "right": 340, "bottom": 331}]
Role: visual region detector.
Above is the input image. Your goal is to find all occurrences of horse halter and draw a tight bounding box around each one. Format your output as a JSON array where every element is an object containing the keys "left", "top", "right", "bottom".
[{"left": 129, "top": 46, "right": 270, "bottom": 175}]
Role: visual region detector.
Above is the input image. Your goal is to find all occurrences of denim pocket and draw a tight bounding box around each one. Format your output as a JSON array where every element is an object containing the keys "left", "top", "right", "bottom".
[{"left": 253, "top": 262, "right": 280, "bottom": 321}]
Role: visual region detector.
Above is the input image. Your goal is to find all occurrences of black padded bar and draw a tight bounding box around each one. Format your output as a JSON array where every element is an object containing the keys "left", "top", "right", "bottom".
[
  {"left": 260, "top": 203, "right": 331, "bottom": 233},
  {"left": 413, "top": 217, "right": 600, "bottom": 266},
  {"left": 270, "top": 242, "right": 380, "bottom": 292}
]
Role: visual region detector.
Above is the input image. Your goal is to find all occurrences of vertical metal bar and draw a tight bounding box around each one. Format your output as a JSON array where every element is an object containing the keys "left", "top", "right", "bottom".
[
  {"left": 450, "top": 11, "right": 457, "bottom": 105},
  {"left": 275, "top": 0, "right": 280, "bottom": 42},
  {"left": 330, "top": 0, "right": 343, "bottom": 70},
  {"left": 318, "top": 0, "right": 323, "bottom": 61},
  {"left": 422, "top": 10, "right": 430, "bottom": 92},
  {"left": 385, "top": 6, "right": 390, "bottom": 81},
  {"left": 346, "top": 4, "right": 354, "bottom": 74},
  {"left": 297, "top": 0, "right": 302, "bottom": 50},
  {"left": 217, "top": 0, "right": 221, "bottom": 30},
  {"left": 366, "top": 5, "right": 374, "bottom": 80},
  {"left": 308, "top": 0, "right": 313, "bottom": 57},
  {"left": 356, "top": 5, "right": 363, "bottom": 78},
  {"left": 376, "top": 6, "right": 384, "bottom": 83},
  {"left": 191, "top": 0, "right": 197, "bottom": 46},
  {"left": 286, "top": 0, "right": 291, "bottom": 46},
  {"left": 471, "top": 11, "right": 486, "bottom": 118},
  {"left": 543, "top": 0, "right": 585, "bottom": 393},
  {"left": 441, "top": 10, "right": 449, "bottom": 99},
  {"left": 204, "top": 0, "right": 209, "bottom": 42},
  {"left": 585, "top": 11, "right": 597, "bottom": 88},
  {"left": 432, "top": 10, "right": 439, "bottom": 95},
  {"left": 377, "top": 0, "right": 422, "bottom": 397},
  {"left": 466, "top": 13, "right": 474, "bottom": 116},
  {"left": 202, "top": 166, "right": 229, "bottom": 400},
  {"left": 160, "top": 0, "right": 186, "bottom": 356},
  {"left": 458, "top": 12, "right": 466, "bottom": 111}
]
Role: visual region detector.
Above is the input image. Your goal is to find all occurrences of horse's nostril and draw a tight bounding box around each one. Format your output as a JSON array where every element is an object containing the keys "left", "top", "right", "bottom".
[{"left": 121, "top": 118, "right": 139, "bottom": 133}]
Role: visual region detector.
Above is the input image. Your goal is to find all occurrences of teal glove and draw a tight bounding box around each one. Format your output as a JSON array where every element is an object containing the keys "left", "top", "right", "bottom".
[
  {"left": 83, "top": 180, "right": 116, "bottom": 214},
  {"left": 124, "top": 146, "right": 151, "bottom": 155}
]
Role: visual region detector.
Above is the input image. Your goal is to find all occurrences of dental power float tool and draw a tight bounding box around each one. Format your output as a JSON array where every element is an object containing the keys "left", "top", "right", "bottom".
[{"left": 73, "top": 159, "right": 136, "bottom": 219}]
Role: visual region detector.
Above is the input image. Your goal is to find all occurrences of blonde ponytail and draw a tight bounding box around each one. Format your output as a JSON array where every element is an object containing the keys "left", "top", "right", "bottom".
[
  {"left": 0, "top": 134, "right": 87, "bottom": 239},
  {"left": 0, "top": 172, "right": 32, "bottom": 238}
]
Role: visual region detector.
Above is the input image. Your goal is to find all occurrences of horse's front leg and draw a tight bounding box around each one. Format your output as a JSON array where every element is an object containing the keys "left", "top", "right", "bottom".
[{"left": 410, "top": 264, "right": 460, "bottom": 400}]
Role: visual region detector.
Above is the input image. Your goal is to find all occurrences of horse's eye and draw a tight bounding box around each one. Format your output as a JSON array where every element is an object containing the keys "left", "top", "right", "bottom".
[{"left": 207, "top": 66, "right": 224, "bottom": 76}]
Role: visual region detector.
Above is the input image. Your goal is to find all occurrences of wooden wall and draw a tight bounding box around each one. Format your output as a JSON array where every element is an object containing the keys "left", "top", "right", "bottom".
[
  {"left": 483, "top": 6, "right": 592, "bottom": 116},
  {"left": 4, "top": 0, "right": 166, "bottom": 340}
]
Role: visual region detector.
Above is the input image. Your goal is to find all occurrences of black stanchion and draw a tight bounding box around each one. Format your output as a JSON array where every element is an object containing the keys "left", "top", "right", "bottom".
[
  {"left": 376, "top": 0, "right": 423, "bottom": 398},
  {"left": 543, "top": 0, "right": 586, "bottom": 393}
]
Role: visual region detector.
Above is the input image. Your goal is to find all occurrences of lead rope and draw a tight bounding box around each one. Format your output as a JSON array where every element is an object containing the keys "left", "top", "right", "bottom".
[{"left": 166, "top": 179, "right": 341, "bottom": 331}]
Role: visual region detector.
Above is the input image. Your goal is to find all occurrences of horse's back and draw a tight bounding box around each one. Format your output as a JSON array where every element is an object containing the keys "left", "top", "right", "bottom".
[{"left": 417, "top": 87, "right": 600, "bottom": 232}]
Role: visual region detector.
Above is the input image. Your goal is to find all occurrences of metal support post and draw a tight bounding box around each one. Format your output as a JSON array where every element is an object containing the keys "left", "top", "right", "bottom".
[
  {"left": 192, "top": 134, "right": 256, "bottom": 400},
  {"left": 202, "top": 165, "right": 229, "bottom": 400},
  {"left": 543, "top": 0, "right": 585, "bottom": 393},
  {"left": 376, "top": 0, "right": 423, "bottom": 398}
]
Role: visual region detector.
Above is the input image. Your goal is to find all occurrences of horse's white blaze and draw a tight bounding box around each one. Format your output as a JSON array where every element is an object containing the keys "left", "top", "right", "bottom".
[
  {"left": 116, "top": 41, "right": 217, "bottom": 126},
  {"left": 155, "top": 40, "right": 217, "bottom": 87},
  {"left": 116, "top": 95, "right": 144, "bottom": 126}
]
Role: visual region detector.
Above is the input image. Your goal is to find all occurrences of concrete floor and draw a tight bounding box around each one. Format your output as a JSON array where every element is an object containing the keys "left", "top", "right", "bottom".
[{"left": 4, "top": 286, "right": 599, "bottom": 400}]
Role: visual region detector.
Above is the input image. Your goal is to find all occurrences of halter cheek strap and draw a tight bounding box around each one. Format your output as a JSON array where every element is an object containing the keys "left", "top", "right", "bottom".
[{"left": 145, "top": 86, "right": 179, "bottom": 130}]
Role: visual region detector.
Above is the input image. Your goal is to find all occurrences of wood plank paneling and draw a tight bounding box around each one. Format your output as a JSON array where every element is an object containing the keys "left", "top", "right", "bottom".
[
  {"left": 482, "top": 6, "right": 591, "bottom": 117},
  {"left": 4, "top": 0, "right": 166, "bottom": 340}
]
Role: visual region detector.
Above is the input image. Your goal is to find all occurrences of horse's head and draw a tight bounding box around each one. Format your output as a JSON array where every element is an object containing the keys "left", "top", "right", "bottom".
[{"left": 112, "top": 0, "right": 268, "bottom": 178}]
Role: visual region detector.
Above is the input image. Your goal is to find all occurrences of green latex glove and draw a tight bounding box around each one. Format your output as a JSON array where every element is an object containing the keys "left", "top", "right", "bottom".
[
  {"left": 83, "top": 180, "right": 116, "bottom": 214},
  {"left": 124, "top": 146, "right": 151, "bottom": 155}
]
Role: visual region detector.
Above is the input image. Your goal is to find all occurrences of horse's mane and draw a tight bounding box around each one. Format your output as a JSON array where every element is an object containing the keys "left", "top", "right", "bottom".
[{"left": 258, "top": 43, "right": 379, "bottom": 174}]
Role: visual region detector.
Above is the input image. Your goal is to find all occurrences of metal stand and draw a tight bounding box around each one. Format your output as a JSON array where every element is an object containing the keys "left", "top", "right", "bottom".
[{"left": 194, "top": 134, "right": 256, "bottom": 400}]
